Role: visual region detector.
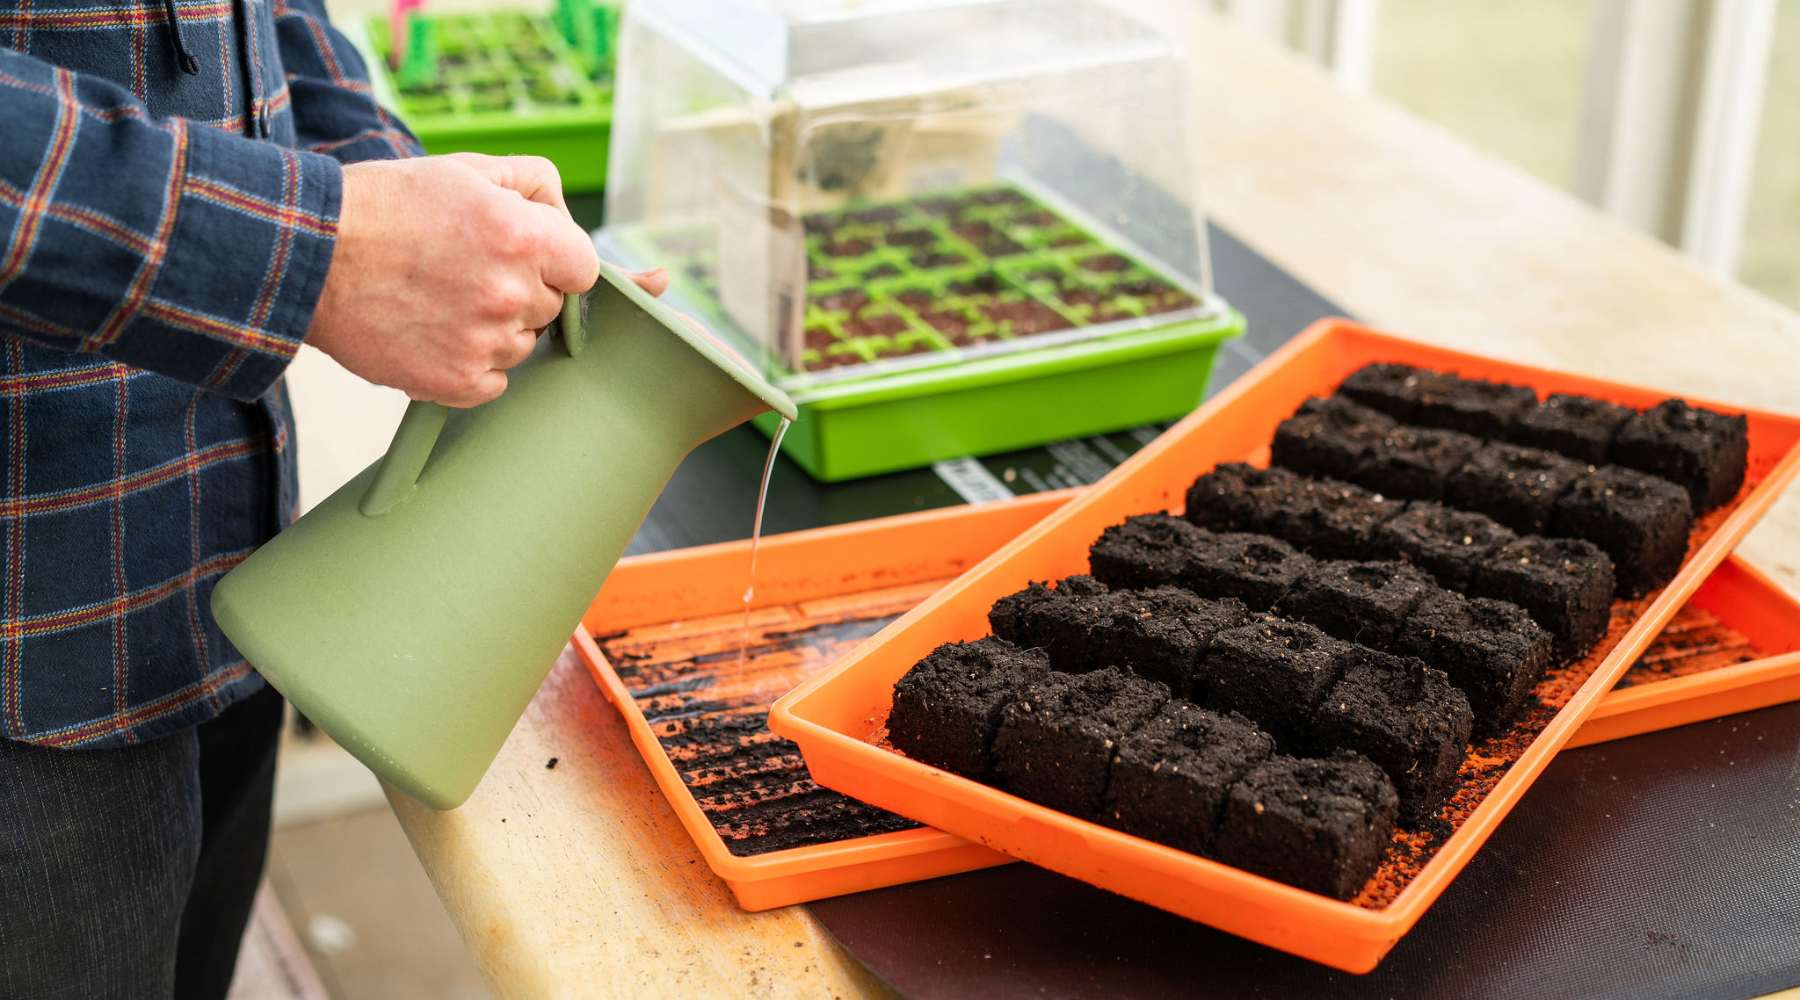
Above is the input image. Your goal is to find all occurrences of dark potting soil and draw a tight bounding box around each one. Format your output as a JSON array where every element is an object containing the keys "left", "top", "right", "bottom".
[
  {"left": 1311, "top": 646, "right": 1473, "bottom": 825},
  {"left": 1354, "top": 424, "right": 1484, "bottom": 502},
  {"left": 1270, "top": 395, "right": 1397, "bottom": 481},
  {"left": 1470, "top": 535, "right": 1615, "bottom": 658},
  {"left": 1276, "top": 559, "right": 1438, "bottom": 648},
  {"left": 1394, "top": 590, "right": 1552, "bottom": 738},
  {"left": 988, "top": 575, "right": 1114, "bottom": 673},
  {"left": 815, "top": 289, "right": 870, "bottom": 314},
  {"left": 871, "top": 363, "right": 1751, "bottom": 902},
  {"left": 1196, "top": 615, "right": 1350, "bottom": 746},
  {"left": 890, "top": 637, "right": 1053, "bottom": 781},
  {"left": 1612, "top": 398, "right": 1750, "bottom": 511},
  {"left": 839, "top": 314, "right": 909, "bottom": 339},
  {"left": 1088, "top": 513, "right": 1212, "bottom": 590},
  {"left": 1511, "top": 392, "right": 1635, "bottom": 464},
  {"left": 1214, "top": 751, "right": 1399, "bottom": 901},
  {"left": 1443, "top": 441, "right": 1589, "bottom": 535},
  {"left": 1078, "top": 253, "right": 1132, "bottom": 273},
  {"left": 1550, "top": 464, "right": 1694, "bottom": 596},
  {"left": 992, "top": 667, "right": 1170, "bottom": 820},
  {"left": 1093, "top": 587, "right": 1252, "bottom": 697},
  {"left": 1372, "top": 501, "right": 1518, "bottom": 590},
  {"left": 980, "top": 300, "right": 1066, "bottom": 335},
  {"left": 883, "top": 227, "right": 935, "bottom": 247},
  {"left": 1102, "top": 702, "right": 1275, "bottom": 856}
]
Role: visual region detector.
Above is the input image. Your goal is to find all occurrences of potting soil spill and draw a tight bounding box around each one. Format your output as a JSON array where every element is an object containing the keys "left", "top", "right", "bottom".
[{"left": 740, "top": 417, "right": 791, "bottom": 663}]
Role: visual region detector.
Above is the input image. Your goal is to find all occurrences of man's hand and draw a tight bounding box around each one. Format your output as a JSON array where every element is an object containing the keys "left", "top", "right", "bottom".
[{"left": 306, "top": 153, "right": 659, "bottom": 407}]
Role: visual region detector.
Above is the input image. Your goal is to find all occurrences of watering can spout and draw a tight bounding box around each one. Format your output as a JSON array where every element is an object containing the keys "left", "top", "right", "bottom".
[{"left": 211, "top": 270, "right": 794, "bottom": 809}]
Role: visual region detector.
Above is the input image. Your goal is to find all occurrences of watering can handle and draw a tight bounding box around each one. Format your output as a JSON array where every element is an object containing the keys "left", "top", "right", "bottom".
[{"left": 359, "top": 294, "right": 586, "bottom": 517}]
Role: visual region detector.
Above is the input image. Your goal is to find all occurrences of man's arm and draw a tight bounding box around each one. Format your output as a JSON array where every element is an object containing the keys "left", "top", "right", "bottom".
[
  {"left": 1, "top": 47, "right": 600, "bottom": 409},
  {"left": 273, "top": 0, "right": 425, "bottom": 164},
  {"left": 0, "top": 46, "right": 341, "bottom": 402}
]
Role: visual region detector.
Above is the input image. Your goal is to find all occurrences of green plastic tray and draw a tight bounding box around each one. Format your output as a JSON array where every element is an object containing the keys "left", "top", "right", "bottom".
[
  {"left": 348, "top": 7, "right": 616, "bottom": 192},
  {"left": 612, "top": 183, "right": 1244, "bottom": 480}
]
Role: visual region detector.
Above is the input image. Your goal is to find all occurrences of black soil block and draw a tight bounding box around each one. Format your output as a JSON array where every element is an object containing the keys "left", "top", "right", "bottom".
[
  {"left": 1277, "top": 559, "right": 1439, "bottom": 647},
  {"left": 1213, "top": 751, "right": 1400, "bottom": 900},
  {"left": 1511, "top": 392, "right": 1634, "bottom": 464},
  {"left": 1444, "top": 442, "right": 1589, "bottom": 534},
  {"left": 1184, "top": 463, "right": 1405, "bottom": 558},
  {"left": 1270, "top": 396, "right": 1397, "bottom": 480},
  {"left": 1091, "top": 589, "right": 1251, "bottom": 697},
  {"left": 1183, "top": 462, "right": 1290, "bottom": 533},
  {"left": 1338, "top": 363, "right": 1535, "bottom": 437},
  {"left": 1611, "top": 399, "right": 1750, "bottom": 511},
  {"left": 1470, "top": 536, "right": 1615, "bottom": 659},
  {"left": 1312, "top": 646, "right": 1473, "bottom": 825},
  {"left": 1337, "top": 362, "right": 1439, "bottom": 421},
  {"left": 1196, "top": 616, "right": 1349, "bottom": 745},
  {"left": 1102, "top": 701, "right": 1276, "bottom": 855},
  {"left": 1353, "top": 424, "right": 1483, "bottom": 502},
  {"left": 1550, "top": 465, "right": 1694, "bottom": 596},
  {"left": 1410, "top": 374, "right": 1537, "bottom": 437},
  {"left": 992, "top": 667, "right": 1170, "bottom": 820},
  {"left": 1182, "top": 532, "right": 1315, "bottom": 611},
  {"left": 1397, "top": 590, "right": 1552, "bottom": 738},
  {"left": 1373, "top": 501, "right": 1519, "bottom": 590},
  {"left": 1089, "top": 513, "right": 1212, "bottom": 591},
  {"left": 988, "top": 575, "right": 1114, "bottom": 672},
  {"left": 888, "top": 637, "right": 1050, "bottom": 780}
]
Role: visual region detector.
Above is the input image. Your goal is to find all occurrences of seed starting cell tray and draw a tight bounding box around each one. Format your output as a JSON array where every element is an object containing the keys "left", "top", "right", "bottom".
[
  {"left": 767, "top": 319, "right": 1800, "bottom": 971},
  {"left": 606, "top": 183, "right": 1244, "bottom": 482},
  {"left": 349, "top": 8, "right": 617, "bottom": 192},
  {"left": 573, "top": 493, "right": 1800, "bottom": 913}
]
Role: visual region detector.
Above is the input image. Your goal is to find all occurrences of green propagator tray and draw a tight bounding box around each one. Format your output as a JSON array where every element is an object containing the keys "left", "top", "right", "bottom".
[
  {"left": 617, "top": 184, "right": 1244, "bottom": 481},
  {"left": 351, "top": 4, "right": 617, "bottom": 192}
]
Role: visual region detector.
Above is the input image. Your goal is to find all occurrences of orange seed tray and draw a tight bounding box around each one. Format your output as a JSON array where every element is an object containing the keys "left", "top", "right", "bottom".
[{"left": 766, "top": 319, "right": 1800, "bottom": 972}]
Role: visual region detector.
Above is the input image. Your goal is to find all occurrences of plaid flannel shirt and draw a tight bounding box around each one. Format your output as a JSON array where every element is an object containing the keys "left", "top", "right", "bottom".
[{"left": 1, "top": 0, "right": 420, "bottom": 748}]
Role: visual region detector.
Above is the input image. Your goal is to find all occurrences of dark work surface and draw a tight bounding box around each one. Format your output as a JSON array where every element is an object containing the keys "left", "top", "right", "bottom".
[{"left": 808, "top": 705, "right": 1800, "bottom": 1000}]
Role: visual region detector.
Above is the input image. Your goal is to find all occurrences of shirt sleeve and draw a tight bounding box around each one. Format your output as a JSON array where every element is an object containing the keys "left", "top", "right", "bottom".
[
  {"left": 274, "top": 0, "right": 425, "bottom": 164},
  {"left": 0, "top": 47, "right": 342, "bottom": 402}
]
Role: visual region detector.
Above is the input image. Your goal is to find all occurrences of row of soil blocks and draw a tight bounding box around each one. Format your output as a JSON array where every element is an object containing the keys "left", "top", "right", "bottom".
[{"left": 367, "top": 6, "right": 615, "bottom": 119}]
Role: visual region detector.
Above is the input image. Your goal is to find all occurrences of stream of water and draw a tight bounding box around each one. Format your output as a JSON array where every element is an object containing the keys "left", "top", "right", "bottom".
[{"left": 740, "top": 417, "right": 791, "bottom": 661}]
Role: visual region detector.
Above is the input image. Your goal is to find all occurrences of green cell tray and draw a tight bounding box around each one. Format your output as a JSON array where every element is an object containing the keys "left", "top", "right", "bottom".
[
  {"left": 347, "top": 7, "right": 616, "bottom": 192},
  {"left": 612, "top": 183, "right": 1244, "bottom": 481}
]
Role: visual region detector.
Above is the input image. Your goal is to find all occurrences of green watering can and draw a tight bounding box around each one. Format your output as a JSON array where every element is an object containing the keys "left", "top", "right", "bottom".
[{"left": 211, "top": 268, "right": 796, "bottom": 809}]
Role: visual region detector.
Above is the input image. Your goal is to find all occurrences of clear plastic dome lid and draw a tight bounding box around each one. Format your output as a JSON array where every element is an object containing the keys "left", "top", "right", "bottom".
[{"left": 595, "top": 0, "right": 1224, "bottom": 394}]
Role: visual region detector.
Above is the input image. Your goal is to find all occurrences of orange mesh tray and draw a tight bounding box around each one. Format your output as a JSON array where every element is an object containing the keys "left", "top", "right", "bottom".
[
  {"left": 767, "top": 319, "right": 1800, "bottom": 972},
  {"left": 1572, "top": 554, "right": 1800, "bottom": 747},
  {"left": 571, "top": 494, "right": 1071, "bottom": 910}
]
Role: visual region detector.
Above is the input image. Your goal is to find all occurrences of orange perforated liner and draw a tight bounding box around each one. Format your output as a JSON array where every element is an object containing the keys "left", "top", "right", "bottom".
[{"left": 594, "top": 581, "right": 934, "bottom": 857}]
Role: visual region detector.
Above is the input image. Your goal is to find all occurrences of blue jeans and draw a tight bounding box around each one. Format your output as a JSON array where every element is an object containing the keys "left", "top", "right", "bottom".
[{"left": 0, "top": 684, "right": 283, "bottom": 1000}]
